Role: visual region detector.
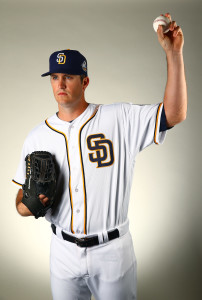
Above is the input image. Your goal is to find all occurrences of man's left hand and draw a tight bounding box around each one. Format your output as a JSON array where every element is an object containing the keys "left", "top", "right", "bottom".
[{"left": 157, "top": 13, "right": 184, "bottom": 54}]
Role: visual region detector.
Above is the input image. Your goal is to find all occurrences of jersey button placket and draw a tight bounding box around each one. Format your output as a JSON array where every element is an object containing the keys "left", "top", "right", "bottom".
[{"left": 68, "top": 126, "right": 85, "bottom": 234}]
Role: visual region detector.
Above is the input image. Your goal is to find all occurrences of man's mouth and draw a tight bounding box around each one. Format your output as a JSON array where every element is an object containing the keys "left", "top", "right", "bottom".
[{"left": 58, "top": 92, "right": 67, "bottom": 95}]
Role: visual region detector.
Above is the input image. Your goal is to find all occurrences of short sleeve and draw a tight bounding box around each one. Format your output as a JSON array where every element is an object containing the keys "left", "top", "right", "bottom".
[
  {"left": 12, "top": 139, "right": 30, "bottom": 187},
  {"left": 121, "top": 102, "right": 166, "bottom": 158}
]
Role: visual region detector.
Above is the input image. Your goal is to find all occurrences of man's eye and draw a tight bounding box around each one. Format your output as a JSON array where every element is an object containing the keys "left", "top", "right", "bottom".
[
  {"left": 65, "top": 75, "right": 72, "bottom": 79},
  {"left": 52, "top": 76, "right": 57, "bottom": 80}
]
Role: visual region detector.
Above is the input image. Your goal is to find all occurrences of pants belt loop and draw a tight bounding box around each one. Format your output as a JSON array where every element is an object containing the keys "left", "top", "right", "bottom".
[
  {"left": 56, "top": 226, "right": 63, "bottom": 240},
  {"left": 102, "top": 231, "right": 109, "bottom": 243},
  {"left": 97, "top": 232, "right": 104, "bottom": 245}
]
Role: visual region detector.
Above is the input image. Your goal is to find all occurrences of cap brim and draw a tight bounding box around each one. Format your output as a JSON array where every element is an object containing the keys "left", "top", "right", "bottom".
[
  {"left": 41, "top": 70, "right": 88, "bottom": 77},
  {"left": 41, "top": 72, "right": 51, "bottom": 77}
]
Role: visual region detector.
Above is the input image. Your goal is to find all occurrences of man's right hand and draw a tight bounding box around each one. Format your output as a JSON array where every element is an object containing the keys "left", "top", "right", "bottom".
[
  {"left": 16, "top": 189, "right": 33, "bottom": 216},
  {"left": 16, "top": 189, "right": 50, "bottom": 216}
]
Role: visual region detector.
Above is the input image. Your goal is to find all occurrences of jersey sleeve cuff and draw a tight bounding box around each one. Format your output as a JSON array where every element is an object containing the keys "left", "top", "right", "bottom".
[
  {"left": 12, "top": 179, "right": 23, "bottom": 187},
  {"left": 159, "top": 105, "right": 174, "bottom": 132},
  {"left": 154, "top": 103, "right": 166, "bottom": 145}
]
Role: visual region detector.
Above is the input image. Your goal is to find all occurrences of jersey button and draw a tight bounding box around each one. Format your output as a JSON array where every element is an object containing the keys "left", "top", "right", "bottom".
[
  {"left": 76, "top": 209, "right": 80, "bottom": 213},
  {"left": 75, "top": 188, "right": 79, "bottom": 192},
  {"left": 76, "top": 229, "right": 80, "bottom": 234}
]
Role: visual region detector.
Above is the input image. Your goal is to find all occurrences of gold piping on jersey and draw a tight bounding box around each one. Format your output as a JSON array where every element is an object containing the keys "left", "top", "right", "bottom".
[
  {"left": 12, "top": 179, "right": 23, "bottom": 187},
  {"left": 154, "top": 102, "right": 163, "bottom": 145},
  {"left": 78, "top": 105, "right": 100, "bottom": 235},
  {"left": 45, "top": 119, "right": 75, "bottom": 234}
]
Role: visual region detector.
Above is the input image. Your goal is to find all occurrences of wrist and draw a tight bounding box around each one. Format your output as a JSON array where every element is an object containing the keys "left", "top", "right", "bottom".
[
  {"left": 166, "top": 50, "right": 184, "bottom": 67},
  {"left": 166, "top": 49, "right": 183, "bottom": 59}
]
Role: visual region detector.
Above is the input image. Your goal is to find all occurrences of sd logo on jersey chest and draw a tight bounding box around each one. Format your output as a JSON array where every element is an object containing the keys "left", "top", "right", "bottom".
[{"left": 87, "top": 134, "right": 114, "bottom": 168}]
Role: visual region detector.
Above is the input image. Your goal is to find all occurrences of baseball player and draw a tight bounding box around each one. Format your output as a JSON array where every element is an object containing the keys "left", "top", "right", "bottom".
[{"left": 13, "top": 13, "right": 187, "bottom": 300}]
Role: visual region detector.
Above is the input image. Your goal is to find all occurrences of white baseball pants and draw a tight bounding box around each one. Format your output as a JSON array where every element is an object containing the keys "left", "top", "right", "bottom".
[{"left": 50, "top": 230, "right": 137, "bottom": 300}]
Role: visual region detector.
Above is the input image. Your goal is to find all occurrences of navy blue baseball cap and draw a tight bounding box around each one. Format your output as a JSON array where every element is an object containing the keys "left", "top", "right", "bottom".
[{"left": 41, "top": 49, "right": 88, "bottom": 77}]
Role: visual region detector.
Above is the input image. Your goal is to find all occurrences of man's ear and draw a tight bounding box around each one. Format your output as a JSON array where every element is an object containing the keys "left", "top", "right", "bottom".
[{"left": 82, "top": 76, "right": 89, "bottom": 91}]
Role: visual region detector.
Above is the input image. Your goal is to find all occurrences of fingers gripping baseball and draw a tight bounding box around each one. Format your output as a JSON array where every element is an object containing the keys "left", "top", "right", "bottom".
[{"left": 156, "top": 13, "right": 184, "bottom": 54}]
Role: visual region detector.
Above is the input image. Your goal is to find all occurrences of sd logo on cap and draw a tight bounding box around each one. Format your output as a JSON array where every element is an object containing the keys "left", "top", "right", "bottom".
[{"left": 41, "top": 49, "right": 88, "bottom": 77}]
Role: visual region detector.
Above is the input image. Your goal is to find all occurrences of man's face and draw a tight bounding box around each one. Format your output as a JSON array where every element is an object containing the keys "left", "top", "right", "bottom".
[{"left": 50, "top": 73, "right": 88, "bottom": 107}]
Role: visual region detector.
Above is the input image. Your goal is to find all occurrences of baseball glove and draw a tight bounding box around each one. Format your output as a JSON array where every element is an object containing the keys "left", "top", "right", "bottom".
[{"left": 22, "top": 151, "right": 57, "bottom": 219}]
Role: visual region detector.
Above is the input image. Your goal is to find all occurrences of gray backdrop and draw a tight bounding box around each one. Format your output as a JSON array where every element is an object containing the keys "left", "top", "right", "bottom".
[{"left": 1, "top": 0, "right": 201, "bottom": 299}]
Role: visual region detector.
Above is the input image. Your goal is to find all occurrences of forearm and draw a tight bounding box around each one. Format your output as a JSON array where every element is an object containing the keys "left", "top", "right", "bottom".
[
  {"left": 16, "top": 189, "right": 33, "bottom": 217},
  {"left": 163, "top": 51, "right": 187, "bottom": 127}
]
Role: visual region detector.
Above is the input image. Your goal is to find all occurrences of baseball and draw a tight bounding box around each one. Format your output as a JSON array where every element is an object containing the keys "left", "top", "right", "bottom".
[{"left": 153, "top": 15, "right": 170, "bottom": 33}]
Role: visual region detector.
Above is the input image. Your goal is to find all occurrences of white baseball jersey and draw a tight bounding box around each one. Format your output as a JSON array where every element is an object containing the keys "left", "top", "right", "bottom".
[{"left": 13, "top": 102, "right": 166, "bottom": 236}]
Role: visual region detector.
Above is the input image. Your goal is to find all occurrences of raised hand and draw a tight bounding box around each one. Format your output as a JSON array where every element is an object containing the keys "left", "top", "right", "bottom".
[{"left": 157, "top": 13, "right": 184, "bottom": 54}]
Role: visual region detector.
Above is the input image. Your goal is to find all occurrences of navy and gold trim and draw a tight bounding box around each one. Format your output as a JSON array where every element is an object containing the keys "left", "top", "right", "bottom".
[
  {"left": 12, "top": 179, "right": 23, "bottom": 187},
  {"left": 78, "top": 105, "right": 99, "bottom": 235},
  {"left": 154, "top": 103, "right": 163, "bottom": 145},
  {"left": 45, "top": 119, "right": 75, "bottom": 234}
]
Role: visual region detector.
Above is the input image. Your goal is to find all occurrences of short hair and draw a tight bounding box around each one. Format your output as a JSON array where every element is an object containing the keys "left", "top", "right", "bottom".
[{"left": 80, "top": 74, "right": 87, "bottom": 82}]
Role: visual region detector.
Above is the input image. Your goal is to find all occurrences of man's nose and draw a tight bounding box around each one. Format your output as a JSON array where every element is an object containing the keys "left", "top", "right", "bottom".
[{"left": 58, "top": 78, "right": 66, "bottom": 89}]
